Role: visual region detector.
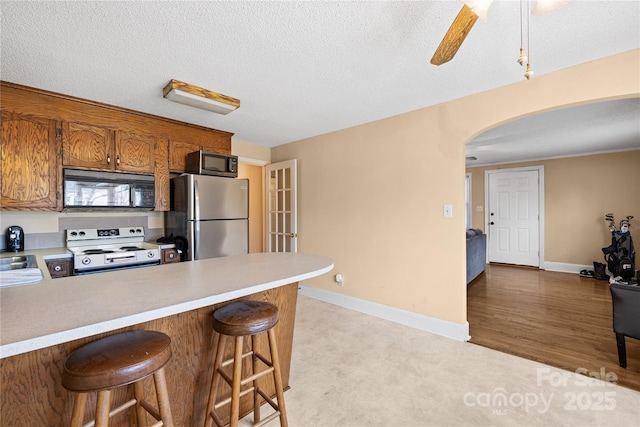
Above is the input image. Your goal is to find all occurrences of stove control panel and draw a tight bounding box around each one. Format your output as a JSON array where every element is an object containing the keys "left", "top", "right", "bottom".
[{"left": 67, "top": 227, "right": 145, "bottom": 241}]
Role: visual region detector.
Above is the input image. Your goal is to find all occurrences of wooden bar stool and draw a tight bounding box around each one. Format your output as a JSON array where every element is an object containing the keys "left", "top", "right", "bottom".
[
  {"left": 62, "top": 330, "right": 174, "bottom": 427},
  {"left": 204, "top": 300, "right": 288, "bottom": 427}
]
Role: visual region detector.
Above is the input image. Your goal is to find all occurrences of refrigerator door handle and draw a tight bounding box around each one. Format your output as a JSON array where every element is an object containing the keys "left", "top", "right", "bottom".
[
  {"left": 193, "top": 221, "right": 199, "bottom": 260},
  {"left": 194, "top": 179, "right": 200, "bottom": 221}
]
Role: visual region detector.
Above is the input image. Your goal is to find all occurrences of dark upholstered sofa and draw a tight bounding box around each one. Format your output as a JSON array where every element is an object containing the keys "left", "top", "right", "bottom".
[{"left": 466, "top": 228, "right": 487, "bottom": 284}]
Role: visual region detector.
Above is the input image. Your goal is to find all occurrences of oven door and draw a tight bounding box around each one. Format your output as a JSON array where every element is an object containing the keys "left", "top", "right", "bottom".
[{"left": 73, "top": 260, "right": 160, "bottom": 275}]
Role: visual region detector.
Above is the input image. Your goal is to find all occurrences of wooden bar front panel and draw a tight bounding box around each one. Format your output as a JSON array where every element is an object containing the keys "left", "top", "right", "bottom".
[{"left": 0, "top": 283, "right": 298, "bottom": 426}]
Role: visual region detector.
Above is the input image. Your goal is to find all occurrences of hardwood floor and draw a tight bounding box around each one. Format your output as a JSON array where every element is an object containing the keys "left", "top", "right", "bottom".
[{"left": 467, "top": 264, "right": 640, "bottom": 391}]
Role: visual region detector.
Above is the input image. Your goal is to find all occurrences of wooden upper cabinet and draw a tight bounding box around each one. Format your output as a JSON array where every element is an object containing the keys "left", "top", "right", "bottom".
[
  {"left": 62, "top": 122, "right": 113, "bottom": 169},
  {"left": 168, "top": 139, "right": 231, "bottom": 173},
  {"left": 115, "top": 131, "right": 155, "bottom": 174},
  {"left": 1, "top": 111, "right": 61, "bottom": 210},
  {"left": 62, "top": 122, "right": 154, "bottom": 174},
  {"left": 168, "top": 140, "right": 200, "bottom": 172}
]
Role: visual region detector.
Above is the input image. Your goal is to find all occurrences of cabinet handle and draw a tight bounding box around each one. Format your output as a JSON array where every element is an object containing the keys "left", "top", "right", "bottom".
[
  {"left": 107, "top": 154, "right": 111, "bottom": 165},
  {"left": 54, "top": 265, "right": 62, "bottom": 272},
  {"left": 116, "top": 156, "right": 121, "bottom": 167}
]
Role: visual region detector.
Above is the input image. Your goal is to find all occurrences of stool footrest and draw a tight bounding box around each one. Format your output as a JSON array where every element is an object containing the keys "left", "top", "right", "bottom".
[
  {"left": 139, "top": 398, "right": 162, "bottom": 422},
  {"left": 254, "top": 410, "right": 281, "bottom": 427},
  {"left": 256, "top": 388, "right": 279, "bottom": 413},
  {"left": 214, "top": 386, "right": 256, "bottom": 409},
  {"left": 217, "top": 363, "right": 274, "bottom": 388},
  {"left": 82, "top": 397, "right": 137, "bottom": 427}
]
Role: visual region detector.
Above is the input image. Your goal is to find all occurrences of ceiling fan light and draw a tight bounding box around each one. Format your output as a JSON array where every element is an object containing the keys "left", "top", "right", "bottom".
[
  {"left": 524, "top": 63, "right": 534, "bottom": 80},
  {"left": 531, "top": 0, "right": 569, "bottom": 16},
  {"left": 517, "top": 48, "right": 528, "bottom": 66},
  {"left": 465, "top": 0, "right": 494, "bottom": 20}
]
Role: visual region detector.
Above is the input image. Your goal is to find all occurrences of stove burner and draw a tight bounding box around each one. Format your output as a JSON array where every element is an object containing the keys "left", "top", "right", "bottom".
[
  {"left": 120, "top": 246, "right": 143, "bottom": 251},
  {"left": 83, "top": 249, "right": 114, "bottom": 255}
]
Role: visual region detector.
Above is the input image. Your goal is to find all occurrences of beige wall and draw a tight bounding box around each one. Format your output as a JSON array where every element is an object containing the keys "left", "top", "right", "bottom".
[
  {"left": 237, "top": 163, "right": 264, "bottom": 253},
  {"left": 467, "top": 151, "right": 640, "bottom": 266},
  {"left": 271, "top": 49, "right": 640, "bottom": 326},
  {"left": 232, "top": 139, "right": 271, "bottom": 163}
]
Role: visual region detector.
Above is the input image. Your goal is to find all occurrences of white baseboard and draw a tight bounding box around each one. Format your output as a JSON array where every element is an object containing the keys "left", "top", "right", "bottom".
[
  {"left": 298, "top": 284, "right": 470, "bottom": 342},
  {"left": 543, "top": 261, "right": 593, "bottom": 274}
]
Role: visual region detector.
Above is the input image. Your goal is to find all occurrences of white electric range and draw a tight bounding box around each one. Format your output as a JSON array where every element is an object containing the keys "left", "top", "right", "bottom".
[{"left": 66, "top": 227, "right": 161, "bottom": 275}]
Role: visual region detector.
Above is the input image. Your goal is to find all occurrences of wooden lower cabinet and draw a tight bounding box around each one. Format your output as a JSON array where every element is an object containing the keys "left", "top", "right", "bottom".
[
  {"left": 0, "top": 283, "right": 298, "bottom": 426},
  {"left": 45, "top": 258, "right": 73, "bottom": 278},
  {"left": 161, "top": 248, "right": 180, "bottom": 264}
]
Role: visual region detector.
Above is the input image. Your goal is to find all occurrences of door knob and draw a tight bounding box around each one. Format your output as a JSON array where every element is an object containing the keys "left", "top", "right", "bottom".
[{"left": 490, "top": 222, "right": 495, "bottom": 225}]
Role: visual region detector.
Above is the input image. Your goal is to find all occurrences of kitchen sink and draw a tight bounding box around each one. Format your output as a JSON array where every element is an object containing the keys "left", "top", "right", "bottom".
[
  {"left": 0, "top": 255, "right": 43, "bottom": 287},
  {"left": 0, "top": 255, "right": 38, "bottom": 271}
]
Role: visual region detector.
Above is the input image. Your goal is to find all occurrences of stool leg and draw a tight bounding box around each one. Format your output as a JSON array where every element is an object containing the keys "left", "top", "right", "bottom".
[
  {"left": 153, "top": 366, "right": 174, "bottom": 427},
  {"left": 268, "top": 328, "right": 288, "bottom": 427},
  {"left": 69, "top": 392, "right": 88, "bottom": 427},
  {"left": 252, "top": 334, "right": 261, "bottom": 424},
  {"left": 204, "top": 334, "right": 227, "bottom": 427},
  {"left": 230, "top": 336, "right": 244, "bottom": 427},
  {"left": 134, "top": 379, "right": 148, "bottom": 427},
  {"left": 94, "top": 389, "right": 112, "bottom": 427}
]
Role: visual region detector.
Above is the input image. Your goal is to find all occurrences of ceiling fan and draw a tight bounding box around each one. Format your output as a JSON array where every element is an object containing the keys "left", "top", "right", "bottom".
[{"left": 430, "top": 0, "right": 569, "bottom": 66}]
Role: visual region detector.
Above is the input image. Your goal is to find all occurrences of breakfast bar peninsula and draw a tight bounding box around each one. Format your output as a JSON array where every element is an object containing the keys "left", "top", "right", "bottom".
[{"left": 0, "top": 252, "right": 333, "bottom": 426}]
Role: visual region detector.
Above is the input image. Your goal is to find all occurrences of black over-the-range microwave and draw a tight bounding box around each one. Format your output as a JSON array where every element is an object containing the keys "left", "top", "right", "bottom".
[
  {"left": 63, "top": 169, "right": 156, "bottom": 210},
  {"left": 186, "top": 150, "right": 238, "bottom": 178}
]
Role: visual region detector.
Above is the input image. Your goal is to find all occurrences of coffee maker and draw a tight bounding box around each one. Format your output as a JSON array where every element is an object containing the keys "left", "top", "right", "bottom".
[{"left": 6, "top": 225, "right": 24, "bottom": 252}]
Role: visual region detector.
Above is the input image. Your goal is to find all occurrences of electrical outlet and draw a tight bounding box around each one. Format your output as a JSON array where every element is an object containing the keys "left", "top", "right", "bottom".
[{"left": 335, "top": 273, "right": 344, "bottom": 286}]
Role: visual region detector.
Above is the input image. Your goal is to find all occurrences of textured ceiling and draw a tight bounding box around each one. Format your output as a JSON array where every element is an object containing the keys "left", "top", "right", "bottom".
[{"left": 1, "top": 1, "right": 639, "bottom": 165}]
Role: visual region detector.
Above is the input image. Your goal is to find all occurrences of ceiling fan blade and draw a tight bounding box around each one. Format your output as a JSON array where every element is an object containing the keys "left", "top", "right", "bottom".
[{"left": 430, "top": 4, "right": 479, "bottom": 66}]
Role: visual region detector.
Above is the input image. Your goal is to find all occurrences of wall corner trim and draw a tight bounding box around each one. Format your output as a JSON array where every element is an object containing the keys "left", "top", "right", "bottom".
[{"left": 298, "top": 284, "right": 470, "bottom": 342}]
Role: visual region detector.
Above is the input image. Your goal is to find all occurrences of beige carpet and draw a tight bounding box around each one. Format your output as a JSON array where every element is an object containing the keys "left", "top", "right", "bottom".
[{"left": 244, "top": 295, "right": 640, "bottom": 426}]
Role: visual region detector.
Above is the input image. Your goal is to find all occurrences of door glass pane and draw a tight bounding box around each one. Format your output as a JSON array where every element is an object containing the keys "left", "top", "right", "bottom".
[
  {"left": 277, "top": 169, "right": 284, "bottom": 190},
  {"left": 284, "top": 190, "right": 290, "bottom": 212},
  {"left": 284, "top": 213, "right": 290, "bottom": 233}
]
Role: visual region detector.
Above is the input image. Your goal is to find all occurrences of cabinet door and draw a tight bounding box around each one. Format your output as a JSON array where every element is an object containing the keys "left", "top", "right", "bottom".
[
  {"left": 46, "top": 259, "right": 73, "bottom": 278},
  {"left": 62, "top": 122, "right": 113, "bottom": 169},
  {"left": 115, "top": 131, "right": 155, "bottom": 174},
  {"left": 168, "top": 140, "right": 200, "bottom": 173},
  {"left": 1, "top": 111, "right": 60, "bottom": 210}
]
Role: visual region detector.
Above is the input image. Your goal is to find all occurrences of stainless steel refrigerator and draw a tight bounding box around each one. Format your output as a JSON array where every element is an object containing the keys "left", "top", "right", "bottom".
[{"left": 165, "top": 174, "right": 249, "bottom": 260}]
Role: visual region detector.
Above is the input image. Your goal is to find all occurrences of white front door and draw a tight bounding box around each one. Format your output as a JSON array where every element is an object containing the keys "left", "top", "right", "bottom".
[
  {"left": 265, "top": 159, "right": 298, "bottom": 252},
  {"left": 487, "top": 169, "right": 540, "bottom": 266}
]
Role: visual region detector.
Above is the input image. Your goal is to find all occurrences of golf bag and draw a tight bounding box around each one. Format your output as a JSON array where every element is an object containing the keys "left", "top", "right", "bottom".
[{"left": 602, "top": 214, "right": 635, "bottom": 281}]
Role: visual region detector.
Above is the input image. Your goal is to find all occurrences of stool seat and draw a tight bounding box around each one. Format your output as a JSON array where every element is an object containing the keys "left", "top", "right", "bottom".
[
  {"left": 63, "top": 330, "right": 172, "bottom": 392},
  {"left": 62, "top": 330, "right": 174, "bottom": 427},
  {"left": 213, "top": 300, "right": 279, "bottom": 336}
]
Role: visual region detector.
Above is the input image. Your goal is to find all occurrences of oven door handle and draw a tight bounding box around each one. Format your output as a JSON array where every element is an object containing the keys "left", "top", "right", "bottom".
[{"left": 105, "top": 254, "right": 137, "bottom": 263}]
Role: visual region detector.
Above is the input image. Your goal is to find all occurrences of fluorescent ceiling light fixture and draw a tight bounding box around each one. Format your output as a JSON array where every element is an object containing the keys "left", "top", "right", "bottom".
[{"left": 162, "top": 79, "right": 240, "bottom": 115}]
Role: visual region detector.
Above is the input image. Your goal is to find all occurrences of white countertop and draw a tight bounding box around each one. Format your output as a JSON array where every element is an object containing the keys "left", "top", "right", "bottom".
[{"left": 0, "top": 252, "right": 333, "bottom": 359}]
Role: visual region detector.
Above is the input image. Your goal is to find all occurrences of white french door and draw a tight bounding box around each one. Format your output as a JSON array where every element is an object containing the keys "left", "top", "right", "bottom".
[
  {"left": 486, "top": 168, "right": 542, "bottom": 267},
  {"left": 265, "top": 159, "right": 297, "bottom": 252}
]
